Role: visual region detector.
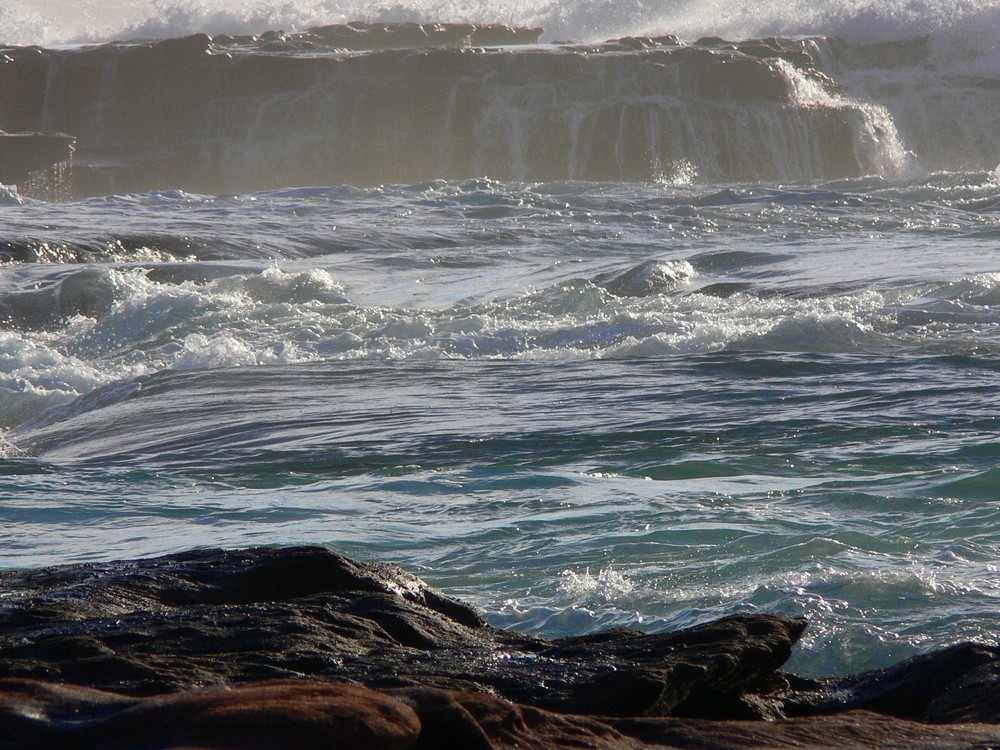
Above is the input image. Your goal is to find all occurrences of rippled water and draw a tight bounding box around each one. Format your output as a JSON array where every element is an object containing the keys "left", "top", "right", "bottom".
[{"left": 2, "top": 174, "right": 1000, "bottom": 678}]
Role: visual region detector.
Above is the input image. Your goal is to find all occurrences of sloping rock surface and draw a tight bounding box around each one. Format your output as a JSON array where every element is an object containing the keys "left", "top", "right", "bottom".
[
  {"left": 0, "top": 545, "right": 803, "bottom": 718},
  {"left": 776, "top": 642, "right": 1000, "bottom": 723},
  {"left": 1, "top": 545, "right": 999, "bottom": 749},
  {"left": 0, "top": 679, "right": 421, "bottom": 750}
]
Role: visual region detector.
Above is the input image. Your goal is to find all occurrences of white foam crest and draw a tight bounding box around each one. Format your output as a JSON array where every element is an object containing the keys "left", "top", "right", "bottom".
[
  {"left": 84, "top": 268, "right": 901, "bottom": 364},
  {"left": 0, "top": 3, "right": 51, "bottom": 46},
  {"left": 8, "top": 0, "right": 538, "bottom": 45},
  {"left": 11, "top": 0, "right": 1000, "bottom": 48},
  {"left": 0, "top": 266, "right": 339, "bottom": 428},
  {"left": 773, "top": 59, "right": 911, "bottom": 177},
  {"left": 4, "top": 0, "right": 310, "bottom": 45},
  {"left": 734, "top": 309, "right": 886, "bottom": 353},
  {"left": 594, "top": 288, "right": 893, "bottom": 357},
  {"left": 171, "top": 333, "right": 295, "bottom": 368},
  {"left": 767, "top": 559, "right": 1000, "bottom": 602},
  {"left": 0, "top": 185, "right": 26, "bottom": 206},
  {"left": 646, "top": 558, "right": 1000, "bottom": 621},
  {"left": 0, "top": 328, "right": 147, "bottom": 430},
  {"left": 558, "top": 567, "right": 636, "bottom": 602},
  {"left": 92, "top": 267, "right": 338, "bottom": 368},
  {"left": 0, "top": 262, "right": 978, "bottom": 431},
  {"left": 642, "top": 0, "right": 1000, "bottom": 48}
]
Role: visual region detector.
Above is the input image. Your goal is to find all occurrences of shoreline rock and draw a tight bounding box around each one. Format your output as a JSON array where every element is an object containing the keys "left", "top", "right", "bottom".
[{"left": 1, "top": 545, "right": 998, "bottom": 748}]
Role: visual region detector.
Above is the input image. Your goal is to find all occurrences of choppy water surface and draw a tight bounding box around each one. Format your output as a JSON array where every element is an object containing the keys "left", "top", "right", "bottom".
[
  {"left": 3, "top": 1, "right": 1000, "bottom": 680},
  {"left": 3, "top": 176, "right": 999, "bottom": 678}
]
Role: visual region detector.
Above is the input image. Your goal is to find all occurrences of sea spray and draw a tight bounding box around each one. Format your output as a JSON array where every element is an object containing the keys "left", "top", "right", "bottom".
[{"left": 9, "top": 0, "right": 1000, "bottom": 49}]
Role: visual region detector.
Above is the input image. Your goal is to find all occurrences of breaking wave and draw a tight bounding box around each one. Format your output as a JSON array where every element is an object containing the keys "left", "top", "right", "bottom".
[
  {"left": 6, "top": 1, "right": 1000, "bottom": 50},
  {"left": 6, "top": 254, "right": 1000, "bottom": 429}
]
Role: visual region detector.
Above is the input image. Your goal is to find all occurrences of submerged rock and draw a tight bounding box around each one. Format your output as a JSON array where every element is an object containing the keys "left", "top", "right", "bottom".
[{"left": 0, "top": 545, "right": 998, "bottom": 749}]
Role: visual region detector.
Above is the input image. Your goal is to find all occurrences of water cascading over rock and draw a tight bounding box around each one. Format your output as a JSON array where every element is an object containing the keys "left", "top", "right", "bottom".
[{"left": 0, "top": 27, "right": 909, "bottom": 195}]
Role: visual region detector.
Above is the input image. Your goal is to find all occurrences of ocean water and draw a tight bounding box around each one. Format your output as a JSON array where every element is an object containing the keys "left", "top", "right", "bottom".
[{"left": 2, "top": 1, "right": 1000, "bottom": 680}]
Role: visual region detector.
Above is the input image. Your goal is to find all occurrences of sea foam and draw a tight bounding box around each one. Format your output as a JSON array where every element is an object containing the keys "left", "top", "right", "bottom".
[{"left": 9, "top": 0, "right": 1000, "bottom": 50}]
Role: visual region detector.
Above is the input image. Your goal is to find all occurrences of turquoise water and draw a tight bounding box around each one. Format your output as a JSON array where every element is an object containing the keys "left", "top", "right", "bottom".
[{"left": 3, "top": 175, "right": 1000, "bottom": 678}]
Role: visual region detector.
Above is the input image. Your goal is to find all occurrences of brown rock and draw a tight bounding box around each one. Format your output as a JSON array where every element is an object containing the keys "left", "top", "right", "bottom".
[
  {"left": 0, "top": 679, "right": 420, "bottom": 750},
  {"left": 608, "top": 710, "right": 1000, "bottom": 749},
  {"left": 6, "top": 678, "right": 999, "bottom": 750},
  {"left": 2, "top": 546, "right": 1000, "bottom": 750}
]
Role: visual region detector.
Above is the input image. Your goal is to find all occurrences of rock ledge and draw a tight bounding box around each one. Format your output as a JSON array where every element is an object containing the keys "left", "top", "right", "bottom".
[{"left": 1, "top": 545, "right": 998, "bottom": 749}]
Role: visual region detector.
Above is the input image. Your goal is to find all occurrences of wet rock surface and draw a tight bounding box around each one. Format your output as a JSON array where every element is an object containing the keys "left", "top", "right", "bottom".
[
  {"left": 1, "top": 545, "right": 999, "bottom": 749},
  {"left": 776, "top": 642, "right": 1000, "bottom": 724},
  {"left": 0, "top": 131, "right": 75, "bottom": 186},
  {"left": 0, "top": 545, "right": 802, "bottom": 715}
]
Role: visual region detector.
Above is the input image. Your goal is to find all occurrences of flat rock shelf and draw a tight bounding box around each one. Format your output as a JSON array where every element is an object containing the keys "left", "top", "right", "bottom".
[{"left": 2, "top": 546, "right": 998, "bottom": 749}]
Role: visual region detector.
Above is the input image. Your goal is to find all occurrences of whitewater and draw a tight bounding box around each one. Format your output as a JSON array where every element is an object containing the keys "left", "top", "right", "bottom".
[{"left": 1, "top": 0, "right": 999, "bottom": 680}]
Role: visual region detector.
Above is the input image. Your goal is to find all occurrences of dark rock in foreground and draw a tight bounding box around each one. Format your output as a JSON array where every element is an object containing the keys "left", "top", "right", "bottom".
[
  {"left": 777, "top": 641, "right": 1000, "bottom": 724},
  {"left": 0, "top": 546, "right": 802, "bottom": 717},
  {"left": 1, "top": 545, "right": 999, "bottom": 749}
]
